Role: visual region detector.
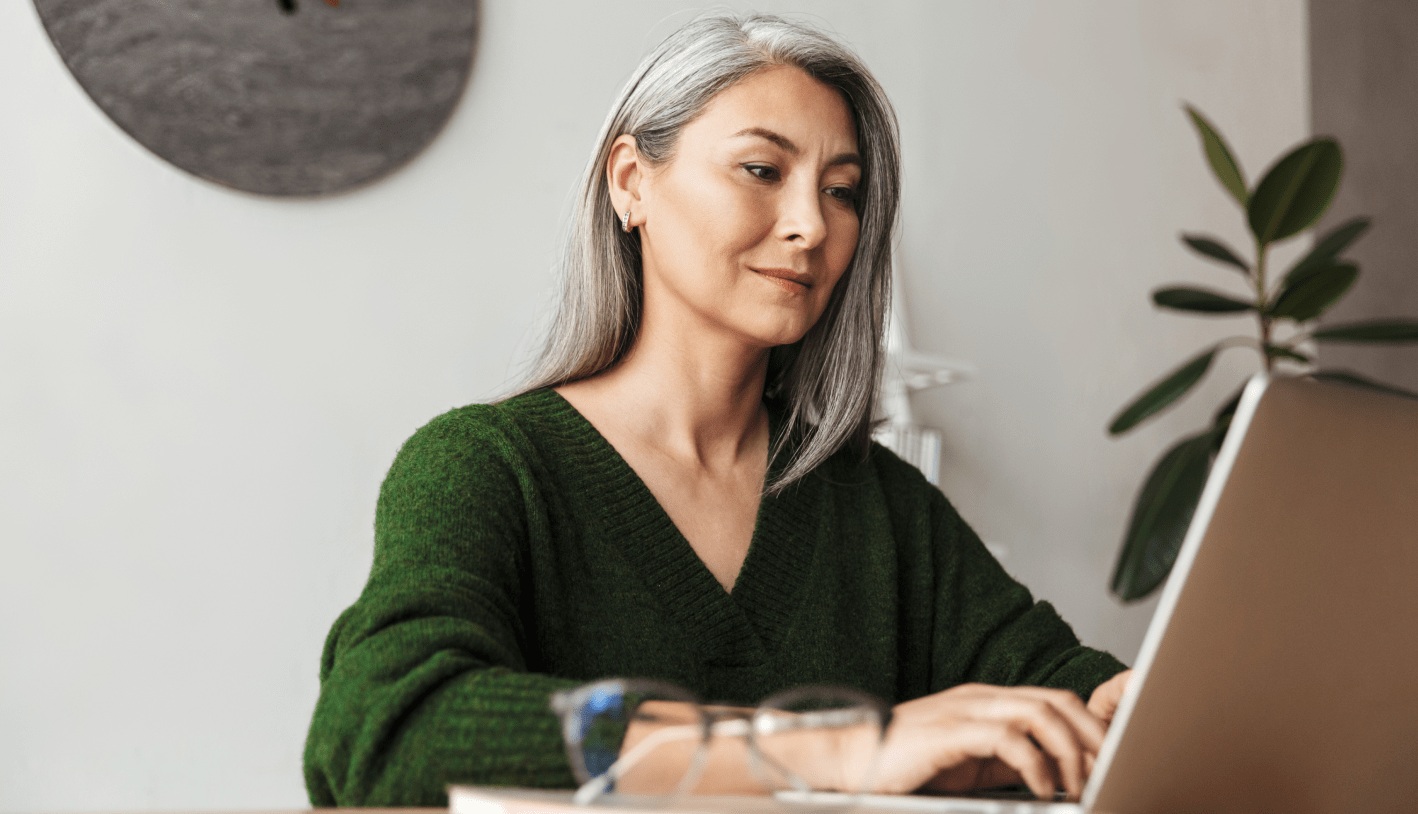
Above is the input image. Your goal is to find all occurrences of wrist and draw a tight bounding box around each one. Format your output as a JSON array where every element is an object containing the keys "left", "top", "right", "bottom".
[
  {"left": 749, "top": 723, "right": 852, "bottom": 793},
  {"left": 822, "top": 720, "right": 874, "bottom": 793}
]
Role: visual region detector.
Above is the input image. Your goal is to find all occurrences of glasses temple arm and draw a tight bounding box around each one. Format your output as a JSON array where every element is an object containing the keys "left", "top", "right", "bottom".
[{"left": 573, "top": 722, "right": 710, "bottom": 806}]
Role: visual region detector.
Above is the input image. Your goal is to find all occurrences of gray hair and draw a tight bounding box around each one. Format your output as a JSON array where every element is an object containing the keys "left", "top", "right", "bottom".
[{"left": 521, "top": 11, "right": 900, "bottom": 494}]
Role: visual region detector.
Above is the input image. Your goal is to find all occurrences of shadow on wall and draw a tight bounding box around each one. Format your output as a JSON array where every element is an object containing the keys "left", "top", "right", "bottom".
[{"left": 1309, "top": 0, "right": 1418, "bottom": 392}]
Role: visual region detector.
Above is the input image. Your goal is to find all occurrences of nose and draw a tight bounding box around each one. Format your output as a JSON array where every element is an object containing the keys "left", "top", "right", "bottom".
[{"left": 776, "top": 178, "right": 828, "bottom": 249}]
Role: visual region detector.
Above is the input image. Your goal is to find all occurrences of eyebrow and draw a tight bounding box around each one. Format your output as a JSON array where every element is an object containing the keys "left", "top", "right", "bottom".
[{"left": 730, "top": 127, "right": 862, "bottom": 168}]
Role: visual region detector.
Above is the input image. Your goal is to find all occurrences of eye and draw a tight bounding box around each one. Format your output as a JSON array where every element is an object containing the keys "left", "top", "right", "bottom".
[
  {"left": 743, "top": 163, "right": 780, "bottom": 182},
  {"left": 826, "top": 185, "right": 858, "bottom": 204}
]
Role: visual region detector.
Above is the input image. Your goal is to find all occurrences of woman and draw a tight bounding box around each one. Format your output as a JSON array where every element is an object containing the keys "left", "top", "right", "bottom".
[{"left": 304, "top": 11, "right": 1129, "bottom": 807}]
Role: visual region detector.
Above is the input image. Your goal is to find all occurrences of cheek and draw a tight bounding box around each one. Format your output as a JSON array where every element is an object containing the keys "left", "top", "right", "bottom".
[
  {"left": 660, "top": 171, "right": 772, "bottom": 255},
  {"left": 716, "top": 186, "right": 777, "bottom": 248},
  {"left": 825, "top": 212, "right": 861, "bottom": 284},
  {"left": 808, "top": 214, "right": 859, "bottom": 316}
]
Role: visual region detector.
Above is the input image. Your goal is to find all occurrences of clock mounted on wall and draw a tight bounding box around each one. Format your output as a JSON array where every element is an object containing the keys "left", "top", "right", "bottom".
[{"left": 32, "top": 0, "right": 480, "bottom": 197}]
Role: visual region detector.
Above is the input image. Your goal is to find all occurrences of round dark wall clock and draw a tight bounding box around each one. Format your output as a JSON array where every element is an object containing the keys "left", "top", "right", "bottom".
[{"left": 32, "top": 0, "right": 480, "bottom": 197}]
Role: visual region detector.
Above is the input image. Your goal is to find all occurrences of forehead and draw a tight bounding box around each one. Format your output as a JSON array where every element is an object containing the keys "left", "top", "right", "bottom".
[{"left": 683, "top": 65, "right": 858, "bottom": 153}]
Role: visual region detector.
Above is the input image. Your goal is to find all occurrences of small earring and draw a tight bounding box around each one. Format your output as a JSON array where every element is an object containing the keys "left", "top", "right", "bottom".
[{"left": 620, "top": 210, "right": 631, "bottom": 233}]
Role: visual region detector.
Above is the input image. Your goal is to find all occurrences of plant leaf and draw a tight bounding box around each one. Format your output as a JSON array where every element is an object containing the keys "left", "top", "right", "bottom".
[
  {"left": 1312, "top": 319, "right": 1418, "bottom": 343},
  {"left": 1180, "top": 234, "right": 1250, "bottom": 273},
  {"left": 1111, "top": 430, "right": 1216, "bottom": 601},
  {"left": 1247, "top": 139, "right": 1343, "bottom": 245},
  {"left": 1213, "top": 384, "right": 1246, "bottom": 426},
  {"left": 1285, "top": 217, "right": 1370, "bottom": 283},
  {"left": 1208, "top": 387, "right": 1243, "bottom": 453},
  {"left": 1310, "top": 369, "right": 1418, "bottom": 400},
  {"left": 1268, "top": 262, "right": 1358, "bottom": 322},
  {"left": 1185, "top": 105, "right": 1248, "bottom": 208},
  {"left": 1153, "top": 286, "right": 1255, "bottom": 314},
  {"left": 1264, "top": 344, "right": 1312, "bottom": 364},
  {"left": 1109, "top": 348, "right": 1217, "bottom": 435}
]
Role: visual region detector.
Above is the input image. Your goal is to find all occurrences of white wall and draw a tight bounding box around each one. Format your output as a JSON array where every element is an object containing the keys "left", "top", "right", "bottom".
[
  {"left": 0, "top": 1, "right": 1307, "bottom": 810},
  {"left": 891, "top": 1, "right": 1311, "bottom": 658}
]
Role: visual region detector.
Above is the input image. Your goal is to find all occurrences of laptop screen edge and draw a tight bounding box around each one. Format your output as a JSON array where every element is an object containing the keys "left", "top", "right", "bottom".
[{"left": 1080, "top": 371, "right": 1272, "bottom": 810}]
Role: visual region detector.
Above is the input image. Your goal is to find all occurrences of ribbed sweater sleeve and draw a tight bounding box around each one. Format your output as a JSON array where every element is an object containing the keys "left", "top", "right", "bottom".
[
  {"left": 866, "top": 443, "right": 1125, "bottom": 701},
  {"left": 929, "top": 487, "right": 1125, "bottom": 698},
  {"left": 303, "top": 406, "right": 578, "bottom": 806}
]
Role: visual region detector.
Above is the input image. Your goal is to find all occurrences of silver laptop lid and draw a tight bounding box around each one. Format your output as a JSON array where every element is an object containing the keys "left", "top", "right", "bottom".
[{"left": 1084, "top": 373, "right": 1418, "bottom": 814}]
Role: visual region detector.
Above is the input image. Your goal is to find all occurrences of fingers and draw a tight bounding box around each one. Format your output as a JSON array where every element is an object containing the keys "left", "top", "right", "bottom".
[
  {"left": 961, "top": 685, "right": 1103, "bottom": 797},
  {"left": 991, "top": 723, "right": 1061, "bottom": 800},
  {"left": 889, "top": 684, "right": 1111, "bottom": 801},
  {"left": 924, "top": 720, "right": 1067, "bottom": 800},
  {"left": 999, "top": 686, "right": 1107, "bottom": 753},
  {"left": 1023, "top": 713, "right": 1083, "bottom": 798},
  {"left": 1087, "top": 669, "right": 1133, "bottom": 724},
  {"left": 936, "top": 697, "right": 1068, "bottom": 797}
]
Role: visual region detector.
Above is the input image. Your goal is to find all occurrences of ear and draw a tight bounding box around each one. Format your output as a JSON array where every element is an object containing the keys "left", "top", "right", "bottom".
[{"left": 606, "top": 134, "right": 647, "bottom": 230}]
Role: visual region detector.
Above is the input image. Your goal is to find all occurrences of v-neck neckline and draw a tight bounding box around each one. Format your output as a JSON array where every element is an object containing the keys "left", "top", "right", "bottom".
[{"left": 519, "top": 388, "right": 823, "bottom": 664}]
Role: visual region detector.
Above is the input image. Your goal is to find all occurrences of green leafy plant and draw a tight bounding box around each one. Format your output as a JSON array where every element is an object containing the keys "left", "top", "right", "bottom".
[{"left": 1107, "top": 105, "right": 1418, "bottom": 602}]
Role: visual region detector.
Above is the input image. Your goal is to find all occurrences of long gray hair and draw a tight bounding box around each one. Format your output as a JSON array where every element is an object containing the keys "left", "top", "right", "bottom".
[{"left": 521, "top": 11, "right": 900, "bottom": 494}]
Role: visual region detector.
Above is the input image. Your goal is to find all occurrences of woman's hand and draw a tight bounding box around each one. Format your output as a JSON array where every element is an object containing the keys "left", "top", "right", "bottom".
[
  {"left": 1086, "top": 669, "right": 1133, "bottom": 725},
  {"left": 836, "top": 683, "right": 1109, "bottom": 801}
]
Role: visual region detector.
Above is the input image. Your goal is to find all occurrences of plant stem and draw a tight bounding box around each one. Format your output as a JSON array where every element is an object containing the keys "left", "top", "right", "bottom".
[{"left": 1254, "top": 240, "right": 1273, "bottom": 373}]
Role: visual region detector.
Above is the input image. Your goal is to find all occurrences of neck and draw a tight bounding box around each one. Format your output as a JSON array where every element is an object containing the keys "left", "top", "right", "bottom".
[
  {"left": 557, "top": 279, "right": 777, "bottom": 473},
  {"left": 588, "top": 330, "right": 770, "bottom": 471}
]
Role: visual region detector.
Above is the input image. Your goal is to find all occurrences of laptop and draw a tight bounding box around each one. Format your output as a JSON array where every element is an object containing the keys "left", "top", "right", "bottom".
[
  {"left": 452, "top": 373, "right": 1418, "bottom": 814},
  {"left": 795, "top": 372, "right": 1418, "bottom": 813}
]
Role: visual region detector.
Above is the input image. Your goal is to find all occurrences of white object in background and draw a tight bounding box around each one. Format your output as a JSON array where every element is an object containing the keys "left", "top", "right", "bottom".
[
  {"left": 874, "top": 423, "right": 944, "bottom": 484},
  {"left": 873, "top": 266, "right": 973, "bottom": 484}
]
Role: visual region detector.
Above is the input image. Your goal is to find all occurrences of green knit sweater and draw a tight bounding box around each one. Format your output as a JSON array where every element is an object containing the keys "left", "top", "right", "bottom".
[{"left": 303, "top": 389, "right": 1125, "bottom": 806}]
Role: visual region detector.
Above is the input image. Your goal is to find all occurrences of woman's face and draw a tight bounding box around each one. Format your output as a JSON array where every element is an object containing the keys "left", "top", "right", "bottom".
[{"left": 629, "top": 65, "right": 862, "bottom": 352}]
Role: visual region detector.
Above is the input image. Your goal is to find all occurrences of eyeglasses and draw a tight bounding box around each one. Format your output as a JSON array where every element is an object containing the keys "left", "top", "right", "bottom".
[{"left": 549, "top": 678, "right": 891, "bottom": 807}]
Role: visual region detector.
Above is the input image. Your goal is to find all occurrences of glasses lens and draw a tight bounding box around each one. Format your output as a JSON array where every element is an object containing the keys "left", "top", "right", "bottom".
[
  {"left": 750, "top": 686, "right": 887, "bottom": 798},
  {"left": 556, "top": 679, "right": 708, "bottom": 798}
]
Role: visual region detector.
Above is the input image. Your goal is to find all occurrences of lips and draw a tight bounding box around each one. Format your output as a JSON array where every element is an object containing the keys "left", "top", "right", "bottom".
[{"left": 752, "top": 268, "right": 813, "bottom": 294}]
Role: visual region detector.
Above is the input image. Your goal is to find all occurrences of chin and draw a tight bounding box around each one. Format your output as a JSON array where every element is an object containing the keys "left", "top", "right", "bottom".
[
  {"left": 747, "top": 324, "right": 813, "bottom": 350},
  {"left": 725, "top": 303, "right": 823, "bottom": 350}
]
